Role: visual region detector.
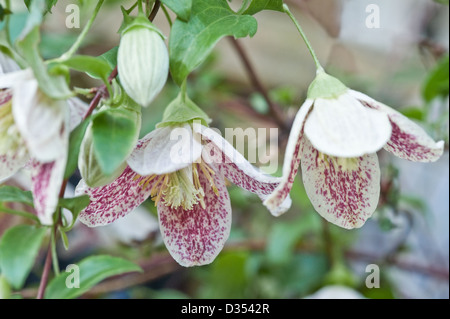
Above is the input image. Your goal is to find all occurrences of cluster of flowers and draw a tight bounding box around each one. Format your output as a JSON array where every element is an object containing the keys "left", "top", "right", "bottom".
[{"left": 0, "top": 13, "right": 444, "bottom": 267}]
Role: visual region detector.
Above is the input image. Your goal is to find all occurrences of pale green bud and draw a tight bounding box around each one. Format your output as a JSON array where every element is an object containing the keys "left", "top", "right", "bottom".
[
  {"left": 118, "top": 19, "right": 169, "bottom": 108},
  {"left": 78, "top": 122, "right": 127, "bottom": 188}
]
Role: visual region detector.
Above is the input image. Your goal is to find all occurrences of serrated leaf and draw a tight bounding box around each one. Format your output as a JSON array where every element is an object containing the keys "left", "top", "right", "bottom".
[
  {"left": 45, "top": 255, "right": 142, "bottom": 299},
  {"left": 0, "top": 225, "right": 47, "bottom": 290},
  {"left": 0, "top": 186, "right": 34, "bottom": 206},
  {"left": 423, "top": 55, "right": 449, "bottom": 102},
  {"left": 58, "top": 55, "right": 112, "bottom": 84},
  {"left": 243, "top": 0, "right": 284, "bottom": 15},
  {"left": 160, "top": 0, "right": 192, "bottom": 21},
  {"left": 92, "top": 107, "right": 140, "bottom": 175},
  {"left": 169, "top": 0, "right": 257, "bottom": 85},
  {"left": 64, "top": 117, "right": 91, "bottom": 179}
]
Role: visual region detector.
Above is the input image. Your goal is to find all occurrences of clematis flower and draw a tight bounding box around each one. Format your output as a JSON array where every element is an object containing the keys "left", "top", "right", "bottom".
[
  {"left": 0, "top": 53, "right": 87, "bottom": 225},
  {"left": 264, "top": 70, "right": 444, "bottom": 229},
  {"left": 75, "top": 122, "right": 291, "bottom": 266}
]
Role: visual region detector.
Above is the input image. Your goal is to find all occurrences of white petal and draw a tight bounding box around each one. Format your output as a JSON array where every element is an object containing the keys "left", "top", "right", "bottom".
[
  {"left": 263, "top": 100, "right": 314, "bottom": 215},
  {"left": 0, "top": 53, "right": 20, "bottom": 74},
  {"left": 12, "top": 81, "right": 67, "bottom": 162},
  {"left": 67, "top": 97, "right": 89, "bottom": 131},
  {"left": 304, "top": 92, "right": 392, "bottom": 158},
  {"left": 0, "top": 68, "right": 33, "bottom": 88},
  {"left": 350, "top": 90, "right": 445, "bottom": 162},
  {"left": 29, "top": 155, "right": 67, "bottom": 226},
  {"left": 158, "top": 162, "right": 231, "bottom": 267},
  {"left": 75, "top": 166, "right": 157, "bottom": 227},
  {"left": 195, "top": 123, "right": 293, "bottom": 217},
  {"left": 0, "top": 153, "right": 29, "bottom": 183},
  {"left": 127, "top": 124, "right": 202, "bottom": 176},
  {"left": 301, "top": 137, "right": 380, "bottom": 229}
]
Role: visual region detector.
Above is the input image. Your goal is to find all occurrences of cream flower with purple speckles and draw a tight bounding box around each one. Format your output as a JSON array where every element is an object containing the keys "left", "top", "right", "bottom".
[
  {"left": 75, "top": 123, "right": 291, "bottom": 267},
  {"left": 0, "top": 53, "right": 87, "bottom": 225},
  {"left": 264, "top": 71, "right": 444, "bottom": 229}
]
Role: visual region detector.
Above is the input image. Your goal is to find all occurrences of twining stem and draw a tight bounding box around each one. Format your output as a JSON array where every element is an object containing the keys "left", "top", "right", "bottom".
[
  {"left": 36, "top": 240, "right": 52, "bottom": 299},
  {"left": 283, "top": 4, "right": 324, "bottom": 73},
  {"left": 59, "top": 0, "right": 106, "bottom": 61},
  {"left": 149, "top": 0, "right": 161, "bottom": 21},
  {"left": 229, "top": 38, "right": 288, "bottom": 130},
  {"left": 160, "top": 4, "right": 173, "bottom": 27}
]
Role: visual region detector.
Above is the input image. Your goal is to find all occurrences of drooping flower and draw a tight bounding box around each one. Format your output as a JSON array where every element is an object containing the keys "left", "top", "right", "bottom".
[
  {"left": 264, "top": 70, "right": 444, "bottom": 229},
  {"left": 0, "top": 53, "right": 87, "bottom": 225},
  {"left": 75, "top": 122, "right": 291, "bottom": 266}
]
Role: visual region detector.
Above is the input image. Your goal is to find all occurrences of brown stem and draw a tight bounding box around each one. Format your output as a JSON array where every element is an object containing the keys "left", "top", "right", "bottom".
[
  {"left": 229, "top": 37, "right": 289, "bottom": 131},
  {"left": 36, "top": 242, "right": 52, "bottom": 299},
  {"left": 148, "top": 0, "right": 160, "bottom": 21}
]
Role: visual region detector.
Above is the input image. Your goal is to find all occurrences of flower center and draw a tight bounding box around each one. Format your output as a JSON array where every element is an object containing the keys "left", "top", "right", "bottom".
[
  {"left": 0, "top": 90, "right": 27, "bottom": 158},
  {"left": 318, "top": 152, "right": 359, "bottom": 172},
  {"left": 136, "top": 161, "right": 219, "bottom": 210}
]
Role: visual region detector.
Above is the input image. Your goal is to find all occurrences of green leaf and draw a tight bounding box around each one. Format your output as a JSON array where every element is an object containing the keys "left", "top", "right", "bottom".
[
  {"left": 58, "top": 195, "right": 90, "bottom": 217},
  {"left": 423, "top": 55, "right": 449, "bottom": 102},
  {"left": 0, "top": 186, "right": 34, "bottom": 206},
  {"left": 24, "top": 0, "right": 58, "bottom": 13},
  {"left": 169, "top": 0, "right": 257, "bottom": 85},
  {"left": 17, "top": 26, "right": 72, "bottom": 99},
  {"left": 64, "top": 117, "right": 91, "bottom": 179},
  {"left": 45, "top": 255, "right": 142, "bottom": 299},
  {"left": 434, "top": 0, "right": 449, "bottom": 4},
  {"left": 0, "top": 5, "right": 12, "bottom": 22},
  {"left": 243, "top": 0, "right": 284, "bottom": 15},
  {"left": 58, "top": 195, "right": 90, "bottom": 232},
  {"left": 0, "top": 225, "right": 47, "bottom": 290},
  {"left": 99, "top": 46, "right": 119, "bottom": 69},
  {"left": 92, "top": 107, "right": 141, "bottom": 175},
  {"left": 57, "top": 55, "right": 112, "bottom": 83},
  {"left": 160, "top": 0, "right": 192, "bottom": 21},
  {"left": 0, "top": 275, "right": 12, "bottom": 299}
]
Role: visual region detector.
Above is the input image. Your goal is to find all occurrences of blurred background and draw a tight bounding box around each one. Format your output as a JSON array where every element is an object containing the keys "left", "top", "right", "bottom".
[{"left": 1, "top": 0, "right": 449, "bottom": 299}]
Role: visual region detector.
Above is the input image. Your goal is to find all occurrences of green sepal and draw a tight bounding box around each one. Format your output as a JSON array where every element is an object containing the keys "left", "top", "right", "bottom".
[
  {"left": 157, "top": 92, "right": 211, "bottom": 128},
  {"left": 307, "top": 71, "right": 348, "bottom": 100},
  {"left": 118, "top": 7, "right": 165, "bottom": 39}
]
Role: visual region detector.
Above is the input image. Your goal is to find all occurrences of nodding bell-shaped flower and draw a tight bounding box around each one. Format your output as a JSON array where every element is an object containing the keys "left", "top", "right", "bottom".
[
  {"left": 117, "top": 13, "right": 169, "bottom": 108},
  {"left": 264, "top": 70, "right": 444, "bottom": 229},
  {"left": 75, "top": 94, "right": 291, "bottom": 267},
  {"left": 0, "top": 53, "right": 87, "bottom": 225}
]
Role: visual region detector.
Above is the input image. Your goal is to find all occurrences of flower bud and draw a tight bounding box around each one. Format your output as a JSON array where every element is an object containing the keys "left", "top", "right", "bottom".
[
  {"left": 118, "top": 20, "right": 169, "bottom": 108},
  {"left": 78, "top": 122, "right": 127, "bottom": 188}
]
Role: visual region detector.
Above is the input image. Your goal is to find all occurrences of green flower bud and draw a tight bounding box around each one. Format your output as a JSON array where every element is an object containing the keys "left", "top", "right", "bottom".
[
  {"left": 118, "top": 17, "right": 169, "bottom": 108},
  {"left": 78, "top": 122, "right": 127, "bottom": 188}
]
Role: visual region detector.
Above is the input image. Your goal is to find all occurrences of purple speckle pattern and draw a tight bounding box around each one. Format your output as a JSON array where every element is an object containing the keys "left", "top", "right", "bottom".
[
  {"left": 30, "top": 159, "right": 58, "bottom": 224},
  {"left": 76, "top": 166, "right": 156, "bottom": 227},
  {"left": 158, "top": 162, "right": 231, "bottom": 267},
  {"left": 361, "top": 97, "right": 443, "bottom": 163},
  {"left": 301, "top": 138, "right": 380, "bottom": 229},
  {"left": 384, "top": 118, "right": 443, "bottom": 162}
]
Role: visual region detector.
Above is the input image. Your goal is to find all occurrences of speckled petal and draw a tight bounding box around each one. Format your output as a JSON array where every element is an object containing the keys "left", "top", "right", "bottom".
[
  {"left": 301, "top": 137, "right": 380, "bottom": 229},
  {"left": 350, "top": 90, "right": 445, "bottom": 162},
  {"left": 127, "top": 124, "right": 202, "bottom": 176},
  {"left": 75, "top": 166, "right": 156, "bottom": 227},
  {"left": 262, "top": 100, "right": 314, "bottom": 215},
  {"left": 304, "top": 92, "right": 391, "bottom": 158},
  {"left": 0, "top": 154, "right": 28, "bottom": 183},
  {"left": 158, "top": 163, "right": 231, "bottom": 267},
  {"left": 29, "top": 155, "right": 66, "bottom": 226},
  {"left": 194, "top": 123, "right": 292, "bottom": 217}
]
